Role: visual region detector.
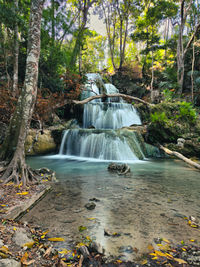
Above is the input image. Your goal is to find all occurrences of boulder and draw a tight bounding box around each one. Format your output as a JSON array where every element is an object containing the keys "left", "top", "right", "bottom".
[
  {"left": 0, "top": 259, "right": 20, "bottom": 267},
  {"left": 25, "top": 129, "right": 56, "bottom": 155}
]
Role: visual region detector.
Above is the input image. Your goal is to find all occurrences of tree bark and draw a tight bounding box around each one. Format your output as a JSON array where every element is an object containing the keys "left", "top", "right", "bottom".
[
  {"left": 13, "top": 0, "right": 19, "bottom": 97},
  {"left": 159, "top": 145, "right": 200, "bottom": 171},
  {"left": 0, "top": 0, "right": 44, "bottom": 185}
]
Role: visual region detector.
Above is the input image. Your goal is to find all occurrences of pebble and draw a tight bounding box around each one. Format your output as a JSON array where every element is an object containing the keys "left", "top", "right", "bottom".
[
  {"left": 12, "top": 228, "right": 33, "bottom": 247},
  {"left": 118, "top": 245, "right": 133, "bottom": 253}
]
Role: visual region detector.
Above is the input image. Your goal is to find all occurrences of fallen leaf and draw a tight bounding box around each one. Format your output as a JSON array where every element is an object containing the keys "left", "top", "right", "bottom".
[
  {"left": 141, "top": 259, "right": 148, "bottom": 265},
  {"left": 155, "top": 250, "right": 167, "bottom": 257},
  {"left": 0, "top": 252, "right": 8, "bottom": 258},
  {"left": 17, "top": 192, "right": 29, "bottom": 196},
  {"left": 22, "top": 259, "right": 35, "bottom": 266},
  {"left": 87, "top": 217, "right": 96, "bottom": 220},
  {"left": 174, "top": 258, "right": 187, "bottom": 264},
  {"left": 78, "top": 226, "right": 87, "bottom": 232},
  {"left": 58, "top": 249, "right": 70, "bottom": 254},
  {"left": 190, "top": 239, "right": 195, "bottom": 242},
  {"left": 147, "top": 244, "right": 154, "bottom": 251},
  {"left": 21, "top": 252, "right": 28, "bottom": 264},
  {"left": 162, "top": 238, "right": 170, "bottom": 244},
  {"left": 0, "top": 246, "right": 12, "bottom": 255},
  {"left": 23, "top": 241, "right": 35, "bottom": 248},
  {"left": 44, "top": 246, "right": 52, "bottom": 258},
  {"left": 48, "top": 237, "right": 65, "bottom": 242}
]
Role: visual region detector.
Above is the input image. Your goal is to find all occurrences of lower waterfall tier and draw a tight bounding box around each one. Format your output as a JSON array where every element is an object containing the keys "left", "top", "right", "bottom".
[{"left": 59, "top": 128, "right": 158, "bottom": 162}]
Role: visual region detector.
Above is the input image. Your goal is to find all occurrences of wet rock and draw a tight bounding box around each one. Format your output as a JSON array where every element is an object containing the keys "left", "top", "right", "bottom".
[
  {"left": 12, "top": 228, "right": 33, "bottom": 247},
  {"left": 85, "top": 202, "right": 96, "bottom": 210},
  {"left": 108, "top": 163, "right": 131, "bottom": 175},
  {"left": 0, "top": 259, "right": 20, "bottom": 267},
  {"left": 118, "top": 245, "right": 134, "bottom": 253},
  {"left": 54, "top": 205, "right": 66, "bottom": 211},
  {"left": 89, "top": 198, "right": 100, "bottom": 202}
]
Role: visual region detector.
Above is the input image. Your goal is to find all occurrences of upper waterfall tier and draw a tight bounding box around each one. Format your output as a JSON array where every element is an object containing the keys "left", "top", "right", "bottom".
[{"left": 83, "top": 102, "right": 141, "bottom": 129}]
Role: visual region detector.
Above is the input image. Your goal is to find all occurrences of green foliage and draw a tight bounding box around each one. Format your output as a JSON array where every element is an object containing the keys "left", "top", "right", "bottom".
[
  {"left": 150, "top": 111, "right": 168, "bottom": 124},
  {"left": 176, "top": 101, "right": 197, "bottom": 123}
]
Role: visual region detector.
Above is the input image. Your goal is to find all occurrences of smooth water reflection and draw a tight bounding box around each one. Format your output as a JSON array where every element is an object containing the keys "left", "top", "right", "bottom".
[{"left": 25, "top": 157, "right": 200, "bottom": 261}]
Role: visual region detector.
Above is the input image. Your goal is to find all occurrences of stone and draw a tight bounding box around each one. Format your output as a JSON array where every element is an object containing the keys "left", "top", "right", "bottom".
[
  {"left": 85, "top": 202, "right": 96, "bottom": 210},
  {"left": 25, "top": 129, "right": 56, "bottom": 156},
  {"left": 0, "top": 259, "right": 20, "bottom": 267},
  {"left": 12, "top": 228, "right": 33, "bottom": 247},
  {"left": 177, "top": 138, "right": 185, "bottom": 148},
  {"left": 0, "top": 239, "right": 4, "bottom": 247},
  {"left": 118, "top": 245, "right": 134, "bottom": 254}
]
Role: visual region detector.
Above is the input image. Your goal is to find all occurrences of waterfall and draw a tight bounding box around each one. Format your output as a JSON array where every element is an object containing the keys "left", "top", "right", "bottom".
[{"left": 58, "top": 73, "right": 152, "bottom": 162}]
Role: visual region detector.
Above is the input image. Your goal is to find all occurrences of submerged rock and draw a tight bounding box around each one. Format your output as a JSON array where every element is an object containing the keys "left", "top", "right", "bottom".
[
  {"left": 108, "top": 163, "right": 131, "bottom": 175},
  {"left": 85, "top": 202, "right": 96, "bottom": 210}
]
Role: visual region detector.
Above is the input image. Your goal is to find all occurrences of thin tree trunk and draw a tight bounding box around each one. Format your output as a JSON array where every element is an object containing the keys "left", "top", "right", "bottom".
[
  {"left": 13, "top": 0, "right": 19, "bottom": 96},
  {"left": 150, "top": 50, "right": 154, "bottom": 102},
  {"left": 0, "top": 0, "right": 44, "bottom": 185},
  {"left": 191, "top": 43, "right": 195, "bottom": 102}
]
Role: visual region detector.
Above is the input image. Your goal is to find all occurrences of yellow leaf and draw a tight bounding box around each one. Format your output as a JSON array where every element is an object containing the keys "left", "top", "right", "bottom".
[
  {"left": 141, "top": 259, "right": 148, "bottom": 265},
  {"left": 147, "top": 244, "right": 154, "bottom": 251},
  {"left": 42, "top": 230, "right": 49, "bottom": 235},
  {"left": 17, "top": 192, "right": 29, "bottom": 196},
  {"left": 162, "top": 238, "right": 170, "bottom": 244},
  {"left": 182, "top": 248, "right": 186, "bottom": 251},
  {"left": 0, "top": 205, "right": 6, "bottom": 207},
  {"left": 190, "top": 239, "right": 195, "bottom": 242},
  {"left": 116, "top": 260, "right": 122, "bottom": 263},
  {"left": 174, "top": 258, "right": 187, "bottom": 264},
  {"left": 13, "top": 227, "right": 16, "bottom": 231},
  {"left": 149, "top": 253, "right": 156, "bottom": 256},
  {"left": 188, "top": 220, "right": 191, "bottom": 225},
  {"left": 152, "top": 257, "right": 158, "bottom": 260},
  {"left": 76, "top": 242, "right": 86, "bottom": 248},
  {"left": 48, "top": 237, "right": 65, "bottom": 242},
  {"left": 41, "top": 235, "right": 45, "bottom": 239},
  {"left": 87, "top": 217, "right": 96, "bottom": 220},
  {"left": 58, "top": 249, "right": 70, "bottom": 254},
  {"left": 191, "top": 224, "right": 198, "bottom": 228},
  {"left": 166, "top": 253, "right": 174, "bottom": 259},
  {"left": 23, "top": 241, "right": 35, "bottom": 248},
  {"left": 0, "top": 252, "right": 8, "bottom": 258},
  {"left": 0, "top": 246, "right": 12, "bottom": 255},
  {"left": 155, "top": 250, "right": 167, "bottom": 257}
]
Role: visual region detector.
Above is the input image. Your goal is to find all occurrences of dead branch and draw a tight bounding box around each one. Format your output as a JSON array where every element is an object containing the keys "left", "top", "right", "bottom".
[
  {"left": 73, "top": 93, "right": 153, "bottom": 106},
  {"left": 159, "top": 145, "right": 200, "bottom": 171}
]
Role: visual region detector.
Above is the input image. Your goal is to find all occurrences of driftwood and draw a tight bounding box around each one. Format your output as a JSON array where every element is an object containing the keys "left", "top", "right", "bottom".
[
  {"left": 73, "top": 93, "right": 153, "bottom": 106},
  {"left": 159, "top": 145, "right": 200, "bottom": 171}
]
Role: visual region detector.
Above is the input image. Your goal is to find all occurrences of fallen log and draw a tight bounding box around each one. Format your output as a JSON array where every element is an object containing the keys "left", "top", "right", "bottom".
[
  {"left": 73, "top": 93, "right": 153, "bottom": 106},
  {"left": 159, "top": 145, "right": 200, "bottom": 171}
]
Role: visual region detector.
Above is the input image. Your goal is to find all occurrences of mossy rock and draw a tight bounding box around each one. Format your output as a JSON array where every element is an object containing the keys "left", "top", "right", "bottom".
[{"left": 25, "top": 129, "right": 56, "bottom": 156}]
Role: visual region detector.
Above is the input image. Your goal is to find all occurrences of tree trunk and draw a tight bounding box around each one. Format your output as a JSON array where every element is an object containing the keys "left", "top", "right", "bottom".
[
  {"left": 150, "top": 50, "right": 154, "bottom": 102},
  {"left": 0, "top": 0, "right": 44, "bottom": 185},
  {"left": 159, "top": 145, "right": 200, "bottom": 171},
  {"left": 13, "top": 0, "right": 19, "bottom": 97},
  {"left": 191, "top": 43, "right": 195, "bottom": 102}
]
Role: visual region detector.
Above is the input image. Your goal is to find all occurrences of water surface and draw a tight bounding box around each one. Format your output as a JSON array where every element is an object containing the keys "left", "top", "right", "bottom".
[{"left": 24, "top": 156, "right": 200, "bottom": 261}]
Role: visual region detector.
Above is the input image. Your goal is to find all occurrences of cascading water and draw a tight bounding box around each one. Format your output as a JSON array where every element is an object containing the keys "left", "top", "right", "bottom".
[{"left": 59, "top": 73, "right": 155, "bottom": 162}]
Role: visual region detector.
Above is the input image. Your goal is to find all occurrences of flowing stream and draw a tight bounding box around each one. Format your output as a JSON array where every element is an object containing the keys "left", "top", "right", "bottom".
[{"left": 24, "top": 74, "right": 200, "bottom": 261}]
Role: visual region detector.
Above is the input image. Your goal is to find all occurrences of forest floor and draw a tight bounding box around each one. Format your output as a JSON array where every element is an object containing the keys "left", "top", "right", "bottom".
[{"left": 0, "top": 179, "right": 200, "bottom": 266}]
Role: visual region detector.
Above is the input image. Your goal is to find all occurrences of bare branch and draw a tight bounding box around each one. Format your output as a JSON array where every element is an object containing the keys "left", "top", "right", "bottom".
[
  {"left": 184, "top": 23, "right": 200, "bottom": 56},
  {"left": 72, "top": 93, "right": 153, "bottom": 106}
]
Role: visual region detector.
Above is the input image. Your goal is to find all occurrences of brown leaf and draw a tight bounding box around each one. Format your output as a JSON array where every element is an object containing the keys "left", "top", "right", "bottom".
[
  {"left": 44, "top": 246, "right": 52, "bottom": 258},
  {"left": 21, "top": 251, "right": 28, "bottom": 264},
  {"left": 22, "top": 259, "right": 35, "bottom": 266},
  {"left": 174, "top": 258, "right": 188, "bottom": 264}
]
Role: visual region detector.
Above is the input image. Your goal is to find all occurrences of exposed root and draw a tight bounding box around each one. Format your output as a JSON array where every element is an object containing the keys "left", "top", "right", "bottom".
[{"left": 0, "top": 153, "right": 39, "bottom": 186}]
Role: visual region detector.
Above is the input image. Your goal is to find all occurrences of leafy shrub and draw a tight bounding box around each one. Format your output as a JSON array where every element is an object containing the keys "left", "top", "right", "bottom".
[
  {"left": 177, "top": 101, "right": 197, "bottom": 123},
  {"left": 150, "top": 111, "right": 168, "bottom": 124}
]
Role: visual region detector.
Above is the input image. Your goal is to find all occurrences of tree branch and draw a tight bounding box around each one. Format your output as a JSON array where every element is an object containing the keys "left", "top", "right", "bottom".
[
  {"left": 184, "top": 23, "right": 200, "bottom": 57},
  {"left": 159, "top": 145, "right": 200, "bottom": 171},
  {"left": 72, "top": 93, "right": 153, "bottom": 106}
]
